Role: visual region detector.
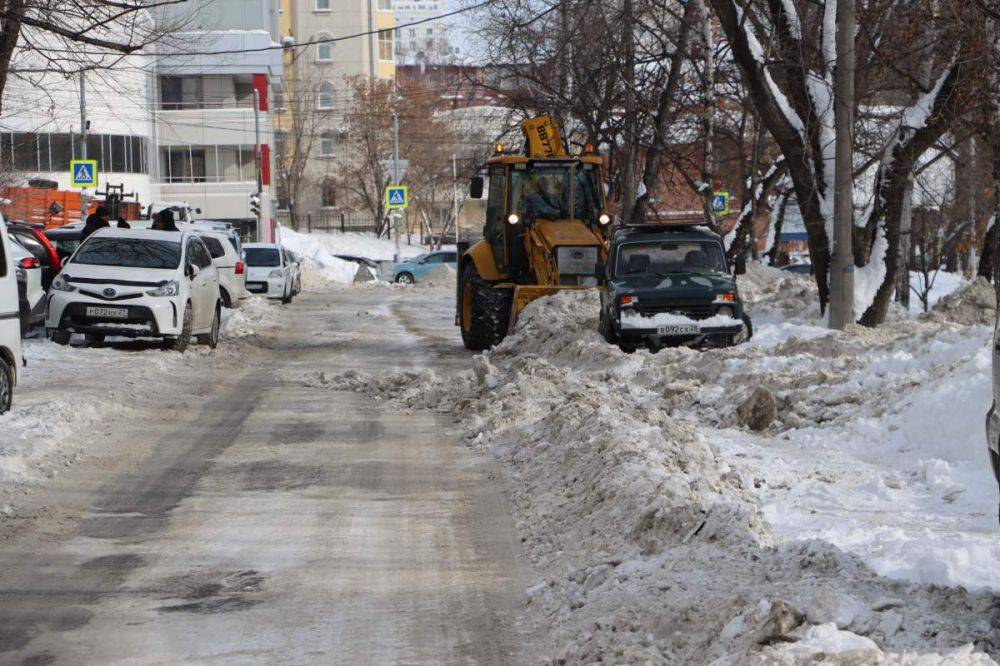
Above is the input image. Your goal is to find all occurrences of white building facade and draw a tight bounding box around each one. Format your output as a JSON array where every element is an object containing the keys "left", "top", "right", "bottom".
[
  {"left": 154, "top": 0, "right": 284, "bottom": 238},
  {"left": 392, "top": 0, "right": 455, "bottom": 63}
]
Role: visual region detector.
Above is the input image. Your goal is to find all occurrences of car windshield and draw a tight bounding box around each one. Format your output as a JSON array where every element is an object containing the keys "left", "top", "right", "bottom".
[
  {"left": 617, "top": 240, "right": 728, "bottom": 276},
  {"left": 72, "top": 237, "right": 182, "bottom": 269},
  {"left": 245, "top": 247, "right": 280, "bottom": 267},
  {"left": 509, "top": 164, "right": 602, "bottom": 224}
]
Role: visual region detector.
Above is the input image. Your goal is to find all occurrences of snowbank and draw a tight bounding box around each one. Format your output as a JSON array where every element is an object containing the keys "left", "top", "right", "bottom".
[
  {"left": 279, "top": 229, "right": 371, "bottom": 284},
  {"left": 308, "top": 280, "right": 1000, "bottom": 661},
  {"left": 1, "top": 300, "right": 278, "bottom": 504}
]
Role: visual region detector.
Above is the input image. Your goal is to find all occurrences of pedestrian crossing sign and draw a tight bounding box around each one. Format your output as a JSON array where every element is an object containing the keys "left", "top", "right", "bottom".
[
  {"left": 711, "top": 190, "right": 731, "bottom": 216},
  {"left": 385, "top": 185, "right": 408, "bottom": 210},
  {"left": 70, "top": 160, "right": 98, "bottom": 188}
]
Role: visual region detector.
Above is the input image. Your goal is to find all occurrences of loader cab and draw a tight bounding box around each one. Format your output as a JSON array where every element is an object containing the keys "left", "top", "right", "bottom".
[{"left": 472, "top": 155, "right": 609, "bottom": 278}]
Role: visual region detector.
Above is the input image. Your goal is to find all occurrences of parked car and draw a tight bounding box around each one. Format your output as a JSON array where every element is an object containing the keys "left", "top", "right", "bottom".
[
  {"left": 43, "top": 224, "right": 85, "bottom": 264},
  {"left": 393, "top": 250, "right": 457, "bottom": 284},
  {"left": 7, "top": 221, "right": 62, "bottom": 289},
  {"left": 244, "top": 243, "right": 296, "bottom": 303},
  {"left": 47, "top": 228, "right": 223, "bottom": 351},
  {"left": 780, "top": 263, "right": 812, "bottom": 275},
  {"left": 10, "top": 237, "right": 45, "bottom": 334},
  {"left": 198, "top": 231, "right": 248, "bottom": 309},
  {"left": 0, "top": 221, "right": 23, "bottom": 413}
]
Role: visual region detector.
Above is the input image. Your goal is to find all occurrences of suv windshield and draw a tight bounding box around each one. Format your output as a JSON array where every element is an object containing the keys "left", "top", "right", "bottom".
[
  {"left": 73, "top": 237, "right": 182, "bottom": 269},
  {"left": 509, "top": 164, "right": 601, "bottom": 224},
  {"left": 617, "top": 240, "right": 727, "bottom": 276},
  {"left": 245, "top": 247, "right": 280, "bottom": 267}
]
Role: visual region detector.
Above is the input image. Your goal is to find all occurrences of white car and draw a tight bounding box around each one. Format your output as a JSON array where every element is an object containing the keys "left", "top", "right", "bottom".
[
  {"left": 10, "top": 236, "right": 45, "bottom": 334},
  {"left": 0, "top": 222, "right": 23, "bottom": 413},
  {"left": 284, "top": 248, "right": 302, "bottom": 296},
  {"left": 47, "top": 228, "right": 223, "bottom": 352},
  {"left": 197, "top": 231, "right": 248, "bottom": 309},
  {"left": 244, "top": 243, "right": 296, "bottom": 303}
]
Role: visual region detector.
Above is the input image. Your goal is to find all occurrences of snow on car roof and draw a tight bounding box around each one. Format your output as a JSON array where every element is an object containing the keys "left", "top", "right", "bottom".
[{"left": 244, "top": 242, "right": 281, "bottom": 249}]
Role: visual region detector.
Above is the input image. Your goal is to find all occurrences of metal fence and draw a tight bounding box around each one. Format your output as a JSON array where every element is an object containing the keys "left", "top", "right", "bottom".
[{"left": 277, "top": 210, "right": 384, "bottom": 235}]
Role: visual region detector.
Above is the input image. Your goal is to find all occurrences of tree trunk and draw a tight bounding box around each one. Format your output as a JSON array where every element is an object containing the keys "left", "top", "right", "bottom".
[{"left": 0, "top": 0, "right": 24, "bottom": 117}]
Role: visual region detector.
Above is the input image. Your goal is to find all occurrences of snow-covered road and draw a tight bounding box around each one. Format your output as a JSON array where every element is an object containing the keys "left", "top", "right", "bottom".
[{"left": 0, "top": 284, "right": 536, "bottom": 663}]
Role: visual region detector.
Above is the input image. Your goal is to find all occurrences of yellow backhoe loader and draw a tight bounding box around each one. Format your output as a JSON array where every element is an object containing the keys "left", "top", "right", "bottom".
[{"left": 457, "top": 115, "right": 612, "bottom": 350}]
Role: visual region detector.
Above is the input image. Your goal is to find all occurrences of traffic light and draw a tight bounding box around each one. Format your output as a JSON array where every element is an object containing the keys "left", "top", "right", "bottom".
[{"left": 250, "top": 193, "right": 261, "bottom": 218}]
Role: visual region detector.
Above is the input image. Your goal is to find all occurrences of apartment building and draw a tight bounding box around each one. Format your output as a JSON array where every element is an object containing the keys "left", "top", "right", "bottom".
[
  {"left": 392, "top": 0, "right": 455, "bottom": 63},
  {"left": 154, "top": 0, "right": 284, "bottom": 239},
  {"left": 276, "top": 0, "right": 395, "bottom": 216}
]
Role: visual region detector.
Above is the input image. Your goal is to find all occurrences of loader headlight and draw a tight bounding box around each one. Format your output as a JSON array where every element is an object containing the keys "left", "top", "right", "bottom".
[
  {"left": 147, "top": 280, "right": 180, "bottom": 297},
  {"left": 51, "top": 275, "right": 76, "bottom": 292},
  {"left": 507, "top": 213, "right": 520, "bottom": 225},
  {"left": 598, "top": 212, "right": 611, "bottom": 226}
]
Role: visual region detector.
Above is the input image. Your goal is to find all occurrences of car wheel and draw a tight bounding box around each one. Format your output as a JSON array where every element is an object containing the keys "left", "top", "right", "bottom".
[
  {"left": 599, "top": 309, "right": 618, "bottom": 344},
  {"left": 0, "top": 355, "right": 12, "bottom": 414},
  {"left": 281, "top": 285, "right": 291, "bottom": 304},
  {"left": 50, "top": 329, "right": 71, "bottom": 346},
  {"left": 220, "top": 287, "right": 232, "bottom": 309},
  {"left": 165, "top": 303, "right": 193, "bottom": 353},
  {"left": 395, "top": 272, "right": 415, "bottom": 285},
  {"left": 459, "top": 262, "right": 512, "bottom": 351},
  {"left": 85, "top": 333, "right": 105, "bottom": 345},
  {"left": 197, "top": 305, "right": 221, "bottom": 349}
]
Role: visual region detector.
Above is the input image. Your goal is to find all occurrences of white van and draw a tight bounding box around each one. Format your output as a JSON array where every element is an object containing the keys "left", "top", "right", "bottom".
[{"left": 0, "top": 221, "right": 23, "bottom": 413}]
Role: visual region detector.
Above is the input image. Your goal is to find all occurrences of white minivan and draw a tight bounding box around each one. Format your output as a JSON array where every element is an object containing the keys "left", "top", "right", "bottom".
[
  {"left": 0, "top": 222, "right": 23, "bottom": 414},
  {"left": 197, "top": 231, "right": 248, "bottom": 309},
  {"left": 46, "top": 228, "right": 223, "bottom": 352},
  {"left": 244, "top": 243, "right": 296, "bottom": 303}
]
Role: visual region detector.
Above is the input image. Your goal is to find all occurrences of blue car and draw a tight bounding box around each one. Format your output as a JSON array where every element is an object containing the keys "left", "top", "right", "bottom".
[{"left": 393, "top": 250, "right": 457, "bottom": 284}]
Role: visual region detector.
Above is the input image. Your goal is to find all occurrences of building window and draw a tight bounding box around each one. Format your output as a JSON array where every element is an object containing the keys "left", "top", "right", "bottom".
[
  {"left": 315, "top": 0, "right": 330, "bottom": 11},
  {"left": 158, "top": 144, "right": 256, "bottom": 183},
  {"left": 408, "top": 28, "right": 415, "bottom": 37},
  {"left": 377, "top": 0, "right": 391, "bottom": 9},
  {"left": 160, "top": 75, "right": 254, "bottom": 110},
  {"left": 317, "top": 82, "right": 334, "bottom": 110},
  {"left": 0, "top": 131, "right": 147, "bottom": 174},
  {"left": 320, "top": 131, "right": 336, "bottom": 157},
  {"left": 426, "top": 27, "right": 433, "bottom": 35},
  {"left": 378, "top": 30, "right": 393, "bottom": 61},
  {"left": 315, "top": 33, "right": 332, "bottom": 61}
]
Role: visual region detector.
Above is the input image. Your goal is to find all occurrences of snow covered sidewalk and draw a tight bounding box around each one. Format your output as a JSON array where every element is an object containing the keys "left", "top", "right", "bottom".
[{"left": 311, "top": 268, "right": 1000, "bottom": 663}]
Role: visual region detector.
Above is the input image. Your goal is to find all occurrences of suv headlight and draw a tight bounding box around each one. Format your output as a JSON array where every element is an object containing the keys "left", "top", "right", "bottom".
[
  {"left": 717, "top": 305, "right": 735, "bottom": 318},
  {"left": 268, "top": 269, "right": 283, "bottom": 278},
  {"left": 147, "top": 280, "right": 180, "bottom": 297},
  {"left": 51, "top": 275, "right": 76, "bottom": 292}
]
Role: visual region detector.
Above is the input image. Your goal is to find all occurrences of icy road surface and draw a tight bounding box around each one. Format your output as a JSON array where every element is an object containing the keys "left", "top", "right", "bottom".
[{"left": 0, "top": 287, "right": 536, "bottom": 663}]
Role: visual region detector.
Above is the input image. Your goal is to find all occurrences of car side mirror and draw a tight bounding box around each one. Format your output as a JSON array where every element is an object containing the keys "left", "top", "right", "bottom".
[
  {"left": 469, "top": 176, "right": 484, "bottom": 199},
  {"left": 594, "top": 263, "right": 606, "bottom": 281},
  {"left": 735, "top": 255, "right": 747, "bottom": 276},
  {"left": 195, "top": 208, "right": 202, "bottom": 214}
]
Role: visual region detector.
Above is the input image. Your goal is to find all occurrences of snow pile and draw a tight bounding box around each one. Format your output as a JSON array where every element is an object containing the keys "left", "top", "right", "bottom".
[
  {"left": 279, "top": 229, "right": 368, "bottom": 284},
  {"left": 923, "top": 276, "right": 996, "bottom": 326},
  {"left": 221, "top": 296, "right": 281, "bottom": 338},
  {"left": 620, "top": 310, "right": 742, "bottom": 329},
  {"left": 314, "top": 283, "right": 1000, "bottom": 661}
]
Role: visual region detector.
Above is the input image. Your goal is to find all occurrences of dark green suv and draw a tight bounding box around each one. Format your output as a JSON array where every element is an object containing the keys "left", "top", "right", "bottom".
[{"left": 598, "top": 224, "right": 751, "bottom": 351}]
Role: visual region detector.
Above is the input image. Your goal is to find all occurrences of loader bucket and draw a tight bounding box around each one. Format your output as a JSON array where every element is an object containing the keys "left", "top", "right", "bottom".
[{"left": 508, "top": 284, "right": 596, "bottom": 334}]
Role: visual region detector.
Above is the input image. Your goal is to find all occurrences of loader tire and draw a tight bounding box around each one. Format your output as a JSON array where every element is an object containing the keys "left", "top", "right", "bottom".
[{"left": 459, "top": 262, "right": 512, "bottom": 351}]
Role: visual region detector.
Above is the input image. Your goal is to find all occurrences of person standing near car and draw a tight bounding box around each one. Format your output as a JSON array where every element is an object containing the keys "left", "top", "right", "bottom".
[
  {"left": 81, "top": 206, "right": 111, "bottom": 240},
  {"left": 157, "top": 209, "right": 180, "bottom": 232}
]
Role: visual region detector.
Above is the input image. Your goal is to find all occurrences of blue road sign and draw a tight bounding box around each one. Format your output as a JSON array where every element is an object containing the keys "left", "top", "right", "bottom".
[
  {"left": 70, "top": 160, "right": 98, "bottom": 188},
  {"left": 711, "top": 190, "right": 731, "bottom": 216},
  {"left": 385, "top": 185, "right": 409, "bottom": 210}
]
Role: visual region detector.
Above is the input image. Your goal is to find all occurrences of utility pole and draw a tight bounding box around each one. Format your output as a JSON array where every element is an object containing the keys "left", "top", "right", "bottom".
[
  {"left": 829, "top": 0, "right": 856, "bottom": 329},
  {"left": 392, "top": 110, "right": 400, "bottom": 262},
  {"left": 79, "top": 71, "right": 90, "bottom": 209},
  {"left": 253, "top": 89, "right": 264, "bottom": 241}
]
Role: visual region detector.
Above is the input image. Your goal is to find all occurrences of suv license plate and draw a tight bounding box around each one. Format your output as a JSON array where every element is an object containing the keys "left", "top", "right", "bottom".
[
  {"left": 86, "top": 306, "right": 128, "bottom": 319},
  {"left": 657, "top": 324, "right": 698, "bottom": 336}
]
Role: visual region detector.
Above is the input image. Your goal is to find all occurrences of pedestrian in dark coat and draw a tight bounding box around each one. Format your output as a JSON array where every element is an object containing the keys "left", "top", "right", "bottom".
[
  {"left": 81, "top": 206, "right": 111, "bottom": 240},
  {"left": 157, "top": 208, "right": 180, "bottom": 232}
]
